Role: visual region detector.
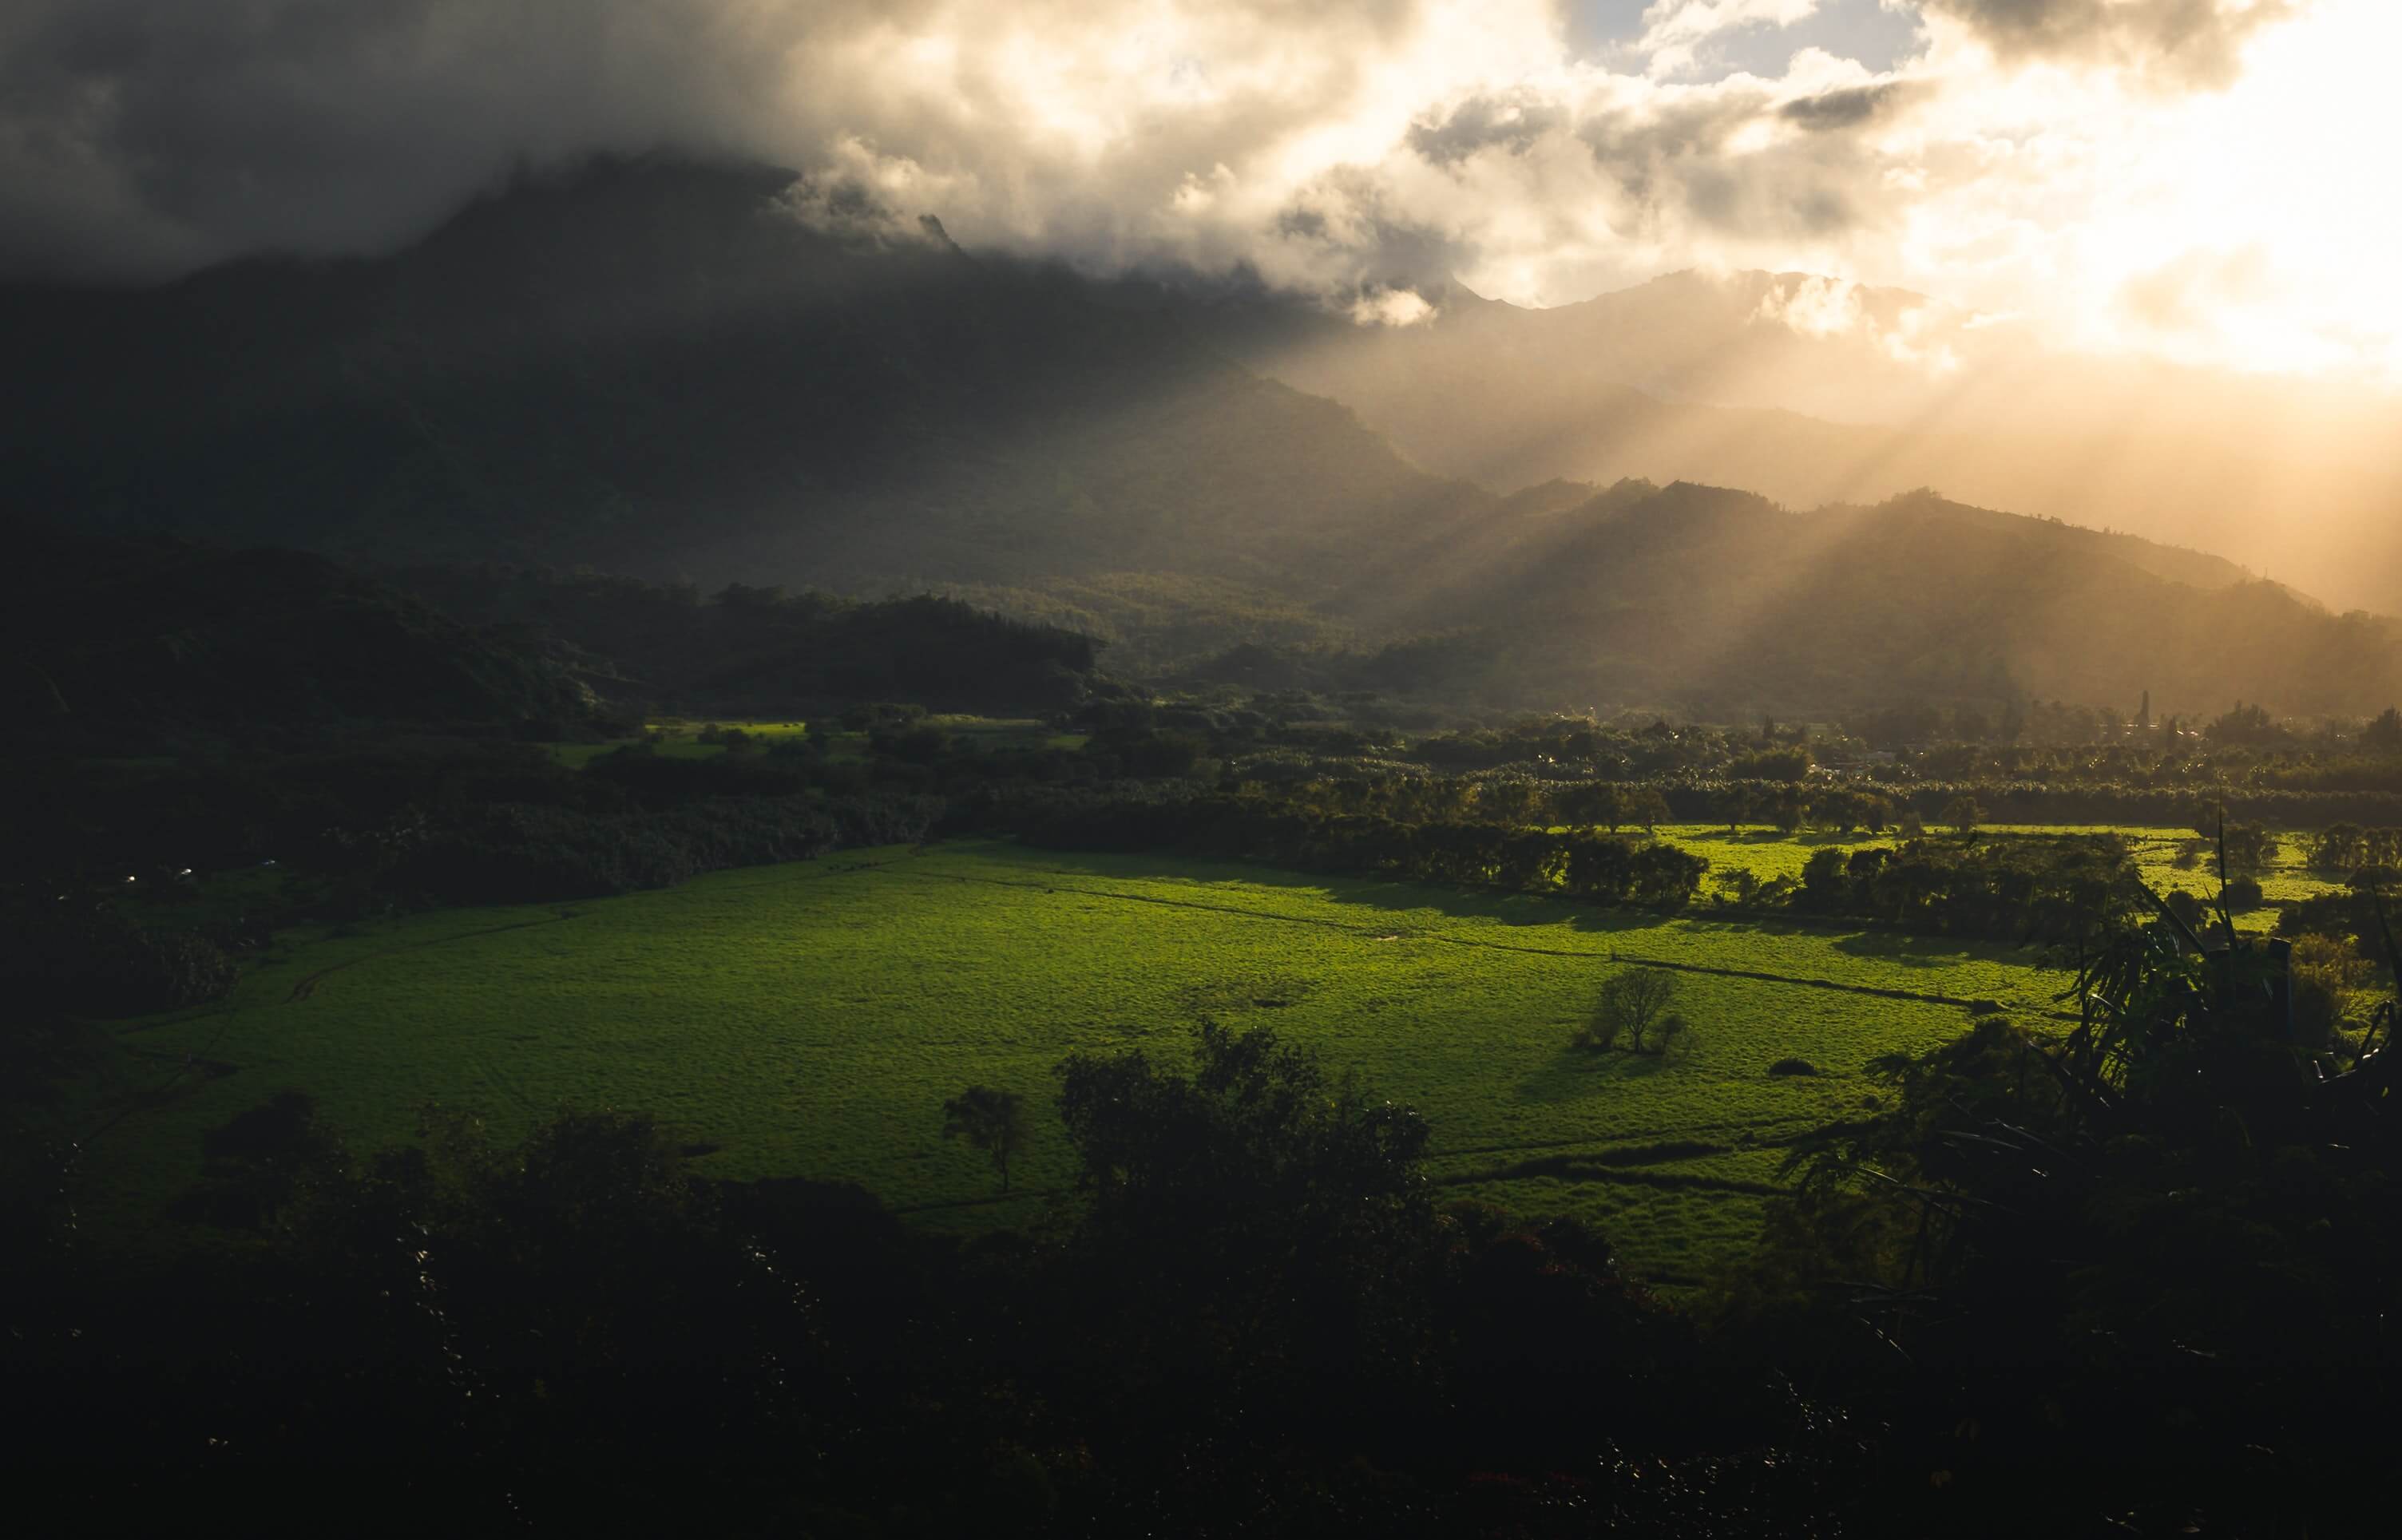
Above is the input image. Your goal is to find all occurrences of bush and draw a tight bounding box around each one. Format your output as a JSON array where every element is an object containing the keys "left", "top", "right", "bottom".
[
  {"left": 2222, "top": 877, "right": 2265, "bottom": 911},
  {"left": 0, "top": 895, "right": 239, "bottom": 1017},
  {"left": 1766, "top": 1058, "right": 1818, "bottom": 1077}
]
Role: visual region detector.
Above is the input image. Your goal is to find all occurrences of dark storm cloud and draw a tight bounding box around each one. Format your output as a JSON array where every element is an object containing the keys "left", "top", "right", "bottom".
[
  {"left": 1405, "top": 92, "right": 1568, "bottom": 165},
  {"left": 1924, "top": 0, "right": 2297, "bottom": 89},
  {"left": 0, "top": 0, "right": 862, "bottom": 281},
  {"left": 1780, "top": 80, "right": 1916, "bottom": 130},
  {"left": 1270, "top": 164, "right": 1476, "bottom": 291}
]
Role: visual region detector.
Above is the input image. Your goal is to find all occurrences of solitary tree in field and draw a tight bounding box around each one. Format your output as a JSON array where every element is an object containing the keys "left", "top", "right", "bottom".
[
  {"left": 1572, "top": 968, "right": 1688, "bottom": 1055},
  {"left": 942, "top": 1085, "right": 1029, "bottom": 1193},
  {"left": 1941, "top": 794, "right": 1984, "bottom": 837},
  {"left": 1625, "top": 786, "right": 1673, "bottom": 834}
]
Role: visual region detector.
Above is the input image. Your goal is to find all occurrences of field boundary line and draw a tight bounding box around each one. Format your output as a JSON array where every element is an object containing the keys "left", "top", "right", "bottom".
[
  {"left": 878, "top": 865, "right": 2077, "bottom": 1020},
  {"left": 283, "top": 914, "right": 581, "bottom": 1003},
  {"left": 1434, "top": 1158, "right": 1788, "bottom": 1198},
  {"left": 1427, "top": 1124, "right": 1812, "bottom": 1166}
]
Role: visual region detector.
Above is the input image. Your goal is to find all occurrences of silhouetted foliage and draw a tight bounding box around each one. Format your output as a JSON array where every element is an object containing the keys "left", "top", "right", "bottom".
[{"left": 941, "top": 1085, "right": 1029, "bottom": 1193}]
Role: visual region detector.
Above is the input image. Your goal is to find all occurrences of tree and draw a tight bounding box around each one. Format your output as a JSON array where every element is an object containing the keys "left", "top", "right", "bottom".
[
  {"left": 1624, "top": 786, "right": 1672, "bottom": 833},
  {"left": 1562, "top": 782, "right": 1625, "bottom": 832},
  {"left": 2218, "top": 822, "right": 2273, "bottom": 880},
  {"left": 1798, "top": 847, "right": 1851, "bottom": 912},
  {"left": 941, "top": 1086, "right": 1029, "bottom": 1192},
  {"left": 1052, "top": 1022, "right": 1437, "bottom": 1390},
  {"left": 1940, "top": 794, "right": 1983, "bottom": 836},
  {"left": 1573, "top": 968, "right": 1687, "bottom": 1054},
  {"left": 2366, "top": 707, "right": 2402, "bottom": 752},
  {"left": 1758, "top": 893, "right": 2402, "bottom": 1525}
]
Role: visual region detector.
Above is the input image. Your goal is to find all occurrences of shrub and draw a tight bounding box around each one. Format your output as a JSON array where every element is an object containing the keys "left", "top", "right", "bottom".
[
  {"left": 1766, "top": 1058, "right": 1818, "bottom": 1077},
  {"left": 2222, "top": 877, "right": 2265, "bottom": 911},
  {"left": 0, "top": 895, "right": 239, "bottom": 1017}
]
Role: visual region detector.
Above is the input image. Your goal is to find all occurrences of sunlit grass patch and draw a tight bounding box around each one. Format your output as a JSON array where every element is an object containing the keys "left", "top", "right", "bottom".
[{"left": 88, "top": 840, "right": 2071, "bottom": 1283}]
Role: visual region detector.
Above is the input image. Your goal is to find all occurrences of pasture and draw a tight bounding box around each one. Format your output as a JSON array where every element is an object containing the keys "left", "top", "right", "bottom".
[
  {"left": 1659, "top": 823, "right": 2343, "bottom": 912},
  {"left": 90, "top": 840, "right": 2076, "bottom": 1282}
]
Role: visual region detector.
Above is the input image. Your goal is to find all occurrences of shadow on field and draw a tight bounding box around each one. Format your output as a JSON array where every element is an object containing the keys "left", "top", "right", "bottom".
[
  {"left": 1828, "top": 929, "right": 2004, "bottom": 970},
  {"left": 1514, "top": 1047, "right": 1672, "bottom": 1104},
  {"left": 1003, "top": 846, "right": 2036, "bottom": 971}
]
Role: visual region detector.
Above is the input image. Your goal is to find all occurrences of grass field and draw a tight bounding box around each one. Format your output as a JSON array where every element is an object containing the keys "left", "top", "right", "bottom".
[
  {"left": 89, "top": 840, "right": 2077, "bottom": 1283},
  {"left": 1652, "top": 824, "right": 2340, "bottom": 913}
]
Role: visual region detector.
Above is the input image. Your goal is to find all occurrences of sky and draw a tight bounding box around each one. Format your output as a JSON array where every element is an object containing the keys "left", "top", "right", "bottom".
[{"left": 2, "top": 1, "right": 2396, "bottom": 382}]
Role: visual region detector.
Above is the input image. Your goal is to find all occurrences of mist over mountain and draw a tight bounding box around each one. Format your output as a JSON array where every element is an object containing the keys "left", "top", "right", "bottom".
[
  {"left": 1184, "top": 265, "right": 2402, "bottom": 616},
  {"left": 6, "top": 156, "right": 2396, "bottom": 722},
  {"left": 1342, "top": 480, "right": 2401, "bottom": 719},
  {"left": 0, "top": 159, "right": 1476, "bottom": 594}
]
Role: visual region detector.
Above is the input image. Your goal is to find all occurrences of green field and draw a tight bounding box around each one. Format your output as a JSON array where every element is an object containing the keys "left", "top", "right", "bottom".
[
  {"left": 91, "top": 840, "right": 2078, "bottom": 1282},
  {"left": 1653, "top": 823, "right": 2341, "bottom": 912}
]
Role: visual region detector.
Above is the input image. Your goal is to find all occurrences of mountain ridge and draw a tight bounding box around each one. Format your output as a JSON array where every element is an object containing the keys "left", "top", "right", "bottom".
[{"left": 3, "top": 156, "right": 2392, "bottom": 720}]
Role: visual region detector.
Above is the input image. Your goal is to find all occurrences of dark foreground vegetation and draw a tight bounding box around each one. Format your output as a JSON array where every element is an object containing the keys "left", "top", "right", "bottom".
[{"left": 10, "top": 894, "right": 2396, "bottom": 1534}]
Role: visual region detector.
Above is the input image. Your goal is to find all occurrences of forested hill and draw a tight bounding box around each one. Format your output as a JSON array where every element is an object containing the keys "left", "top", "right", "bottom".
[
  {"left": 0, "top": 156, "right": 1479, "bottom": 596},
  {"left": 0, "top": 525, "right": 596, "bottom": 734},
  {"left": 1348, "top": 483, "right": 2402, "bottom": 718},
  {"left": 394, "top": 566, "right": 1104, "bottom": 716}
]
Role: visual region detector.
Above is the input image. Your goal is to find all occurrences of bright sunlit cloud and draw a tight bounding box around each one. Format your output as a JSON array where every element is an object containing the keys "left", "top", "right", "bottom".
[{"left": 1, "top": 1, "right": 2394, "bottom": 380}]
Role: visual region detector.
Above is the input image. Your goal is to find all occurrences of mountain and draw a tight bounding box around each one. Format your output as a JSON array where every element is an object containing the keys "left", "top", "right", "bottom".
[
  {"left": 1182, "top": 269, "right": 2402, "bottom": 613},
  {"left": 0, "top": 156, "right": 1479, "bottom": 597},
  {"left": 1348, "top": 482, "right": 2401, "bottom": 719},
  {"left": 5, "top": 156, "right": 2396, "bottom": 722}
]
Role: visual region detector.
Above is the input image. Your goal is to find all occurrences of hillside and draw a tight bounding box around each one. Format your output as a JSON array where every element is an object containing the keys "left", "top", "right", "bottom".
[
  {"left": 0, "top": 157, "right": 1480, "bottom": 596},
  {"left": 0, "top": 525, "right": 596, "bottom": 736},
  {"left": 6, "top": 157, "right": 2397, "bottom": 722},
  {"left": 1190, "top": 269, "right": 2398, "bottom": 611},
  {"left": 394, "top": 565, "right": 1105, "bottom": 716},
  {"left": 1355, "top": 483, "right": 2402, "bottom": 718}
]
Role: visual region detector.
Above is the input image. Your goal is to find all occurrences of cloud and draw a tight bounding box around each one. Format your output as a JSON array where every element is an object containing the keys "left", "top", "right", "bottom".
[
  {"left": 0, "top": 0, "right": 834, "bottom": 279},
  {"left": 2119, "top": 243, "right": 2273, "bottom": 331},
  {"left": 1405, "top": 92, "right": 1567, "bottom": 166},
  {"left": 1752, "top": 271, "right": 1964, "bottom": 368},
  {"left": 0, "top": 0, "right": 2376, "bottom": 381},
  {"left": 1349, "top": 287, "right": 1438, "bottom": 325},
  {"left": 1920, "top": 0, "right": 2297, "bottom": 89},
  {"left": 1780, "top": 79, "right": 1918, "bottom": 129},
  {"left": 1636, "top": 2, "right": 1823, "bottom": 77}
]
